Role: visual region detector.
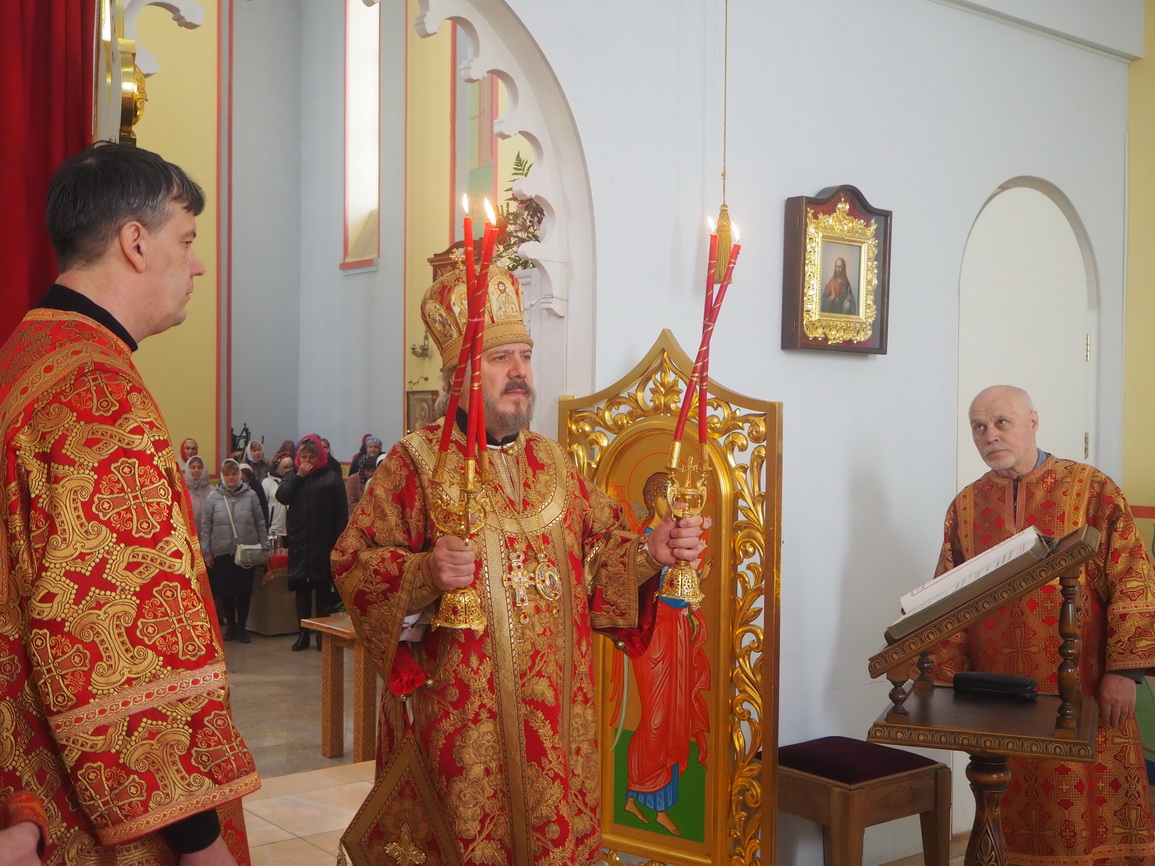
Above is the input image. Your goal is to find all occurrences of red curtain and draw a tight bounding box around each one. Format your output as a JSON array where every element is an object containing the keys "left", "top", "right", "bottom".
[{"left": 0, "top": 0, "right": 95, "bottom": 343}]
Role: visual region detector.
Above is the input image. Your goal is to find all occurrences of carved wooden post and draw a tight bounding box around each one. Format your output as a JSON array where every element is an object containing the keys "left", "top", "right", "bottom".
[
  {"left": 914, "top": 650, "right": 935, "bottom": 689},
  {"left": 885, "top": 668, "right": 910, "bottom": 719},
  {"left": 964, "top": 752, "right": 1012, "bottom": 866},
  {"left": 1055, "top": 567, "right": 1081, "bottom": 737}
]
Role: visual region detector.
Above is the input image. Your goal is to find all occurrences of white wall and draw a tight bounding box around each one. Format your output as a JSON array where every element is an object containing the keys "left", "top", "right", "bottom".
[
  {"left": 228, "top": 0, "right": 1139, "bottom": 862},
  {"left": 494, "top": 1, "right": 1134, "bottom": 863},
  {"left": 229, "top": 0, "right": 303, "bottom": 450},
  {"left": 228, "top": 0, "right": 407, "bottom": 457}
]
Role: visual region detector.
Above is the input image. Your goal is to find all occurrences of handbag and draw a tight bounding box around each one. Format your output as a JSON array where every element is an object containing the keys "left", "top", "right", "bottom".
[{"left": 224, "top": 495, "right": 265, "bottom": 569}]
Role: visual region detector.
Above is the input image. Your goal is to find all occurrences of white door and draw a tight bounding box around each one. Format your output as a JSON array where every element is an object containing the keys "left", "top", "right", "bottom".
[{"left": 956, "top": 184, "right": 1093, "bottom": 492}]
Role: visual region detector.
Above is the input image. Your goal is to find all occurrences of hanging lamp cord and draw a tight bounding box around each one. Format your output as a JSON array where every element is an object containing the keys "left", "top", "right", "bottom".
[{"left": 721, "top": 0, "right": 729, "bottom": 204}]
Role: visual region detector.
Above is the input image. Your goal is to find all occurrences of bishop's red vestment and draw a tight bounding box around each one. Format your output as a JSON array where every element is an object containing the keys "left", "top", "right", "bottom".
[
  {"left": 933, "top": 455, "right": 1155, "bottom": 865},
  {"left": 0, "top": 311, "right": 259, "bottom": 865},
  {"left": 332, "top": 425, "right": 659, "bottom": 866}
]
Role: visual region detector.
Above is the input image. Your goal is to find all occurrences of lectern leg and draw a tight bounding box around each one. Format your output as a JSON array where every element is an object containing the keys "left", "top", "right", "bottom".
[{"left": 964, "top": 752, "right": 1011, "bottom": 866}]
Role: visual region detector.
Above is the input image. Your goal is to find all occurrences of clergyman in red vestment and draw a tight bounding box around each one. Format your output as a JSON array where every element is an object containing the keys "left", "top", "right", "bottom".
[
  {"left": 933, "top": 385, "right": 1155, "bottom": 865},
  {"left": 0, "top": 145, "right": 259, "bottom": 865},
  {"left": 332, "top": 267, "right": 706, "bottom": 866}
]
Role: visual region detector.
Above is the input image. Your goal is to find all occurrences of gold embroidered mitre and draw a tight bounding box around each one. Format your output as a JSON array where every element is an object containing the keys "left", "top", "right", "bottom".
[{"left": 421, "top": 264, "right": 533, "bottom": 372}]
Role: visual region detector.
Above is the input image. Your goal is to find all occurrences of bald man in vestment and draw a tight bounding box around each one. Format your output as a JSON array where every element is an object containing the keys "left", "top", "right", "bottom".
[{"left": 933, "top": 385, "right": 1155, "bottom": 864}]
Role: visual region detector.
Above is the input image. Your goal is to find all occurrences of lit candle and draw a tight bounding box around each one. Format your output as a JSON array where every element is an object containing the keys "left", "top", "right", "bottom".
[
  {"left": 673, "top": 220, "right": 716, "bottom": 444},
  {"left": 462, "top": 193, "right": 475, "bottom": 297},
  {"left": 437, "top": 198, "right": 486, "bottom": 460},
  {"left": 475, "top": 199, "right": 499, "bottom": 303},
  {"left": 466, "top": 199, "right": 499, "bottom": 460},
  {"left": 673, "top": 223, "right": 740, "bottom": 448},
  {"left": 698, "top": 218, "right": 719, "bottom": 445}
]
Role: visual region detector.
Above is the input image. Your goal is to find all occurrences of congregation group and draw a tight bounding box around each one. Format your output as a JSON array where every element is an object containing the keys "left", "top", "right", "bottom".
[{"left": 178, "top": 432, "right": 385, "bottom": 647}]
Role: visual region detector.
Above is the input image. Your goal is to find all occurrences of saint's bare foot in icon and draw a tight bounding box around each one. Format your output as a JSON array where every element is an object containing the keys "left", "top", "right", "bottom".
[
  {"left": 624, "top": 797, "right": 649, "bottom": 824},
  {"left": 656, "top": 810, "right": 682, "bottom": 836}
]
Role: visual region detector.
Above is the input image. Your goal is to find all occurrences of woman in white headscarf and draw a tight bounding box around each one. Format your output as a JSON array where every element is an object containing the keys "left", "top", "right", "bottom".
[
  {"left": 185, "top": 455, "right": 211, "bottom": 532},
  {"left": 244, "top": 440, "right": 271, "bottom": 484}
]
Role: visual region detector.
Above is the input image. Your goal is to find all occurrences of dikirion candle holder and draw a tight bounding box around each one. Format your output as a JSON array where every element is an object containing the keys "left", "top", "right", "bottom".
[{"left": 658, "top": 455, "right": 710, "bottom": 609}]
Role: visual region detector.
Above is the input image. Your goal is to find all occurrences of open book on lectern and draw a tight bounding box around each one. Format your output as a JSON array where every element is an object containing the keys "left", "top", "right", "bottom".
[{"left": 885, "top": 526, "right": 1055, "bottom": 643}]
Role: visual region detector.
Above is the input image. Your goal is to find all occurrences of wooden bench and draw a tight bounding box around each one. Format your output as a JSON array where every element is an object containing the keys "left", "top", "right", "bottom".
[{"left": 299, "top": 613, "right": 378, "bottom": 762}]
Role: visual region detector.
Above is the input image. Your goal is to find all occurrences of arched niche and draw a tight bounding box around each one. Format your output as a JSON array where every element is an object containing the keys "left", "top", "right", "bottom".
[
  {"left": 952, "top": 178, "right": 1098, "bottom": 834},
  {"left": 956, "top": 178, "right": 1098, "bottom": 491},
  {"left": 414, "top": 0, "right": 595, "bottom": 438}
]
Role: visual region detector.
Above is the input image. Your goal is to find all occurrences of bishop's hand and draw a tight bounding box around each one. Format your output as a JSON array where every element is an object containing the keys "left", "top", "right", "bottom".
[
  {"left": 430, "top": 534, "right": 477, "bottom": 591},
  {"left": 646, "top": 510, "right": 709, "bottom": 567}
]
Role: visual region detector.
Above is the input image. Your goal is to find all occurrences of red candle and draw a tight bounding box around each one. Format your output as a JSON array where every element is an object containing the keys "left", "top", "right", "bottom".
[
  {"left": 462, "top": 194, "right": 475, "bottom": 297},
  {"left": 438, "top": 201, "right": 484, "bottom": 458},
  {"left": 465, "top": 203, "right": 498, "bottom": 459},
  {"left": 698, "top": 226, "right": 718, "bottom": 445},
  {"left": 705, "top": 225, "right": 718, "bottom": 309},
  {"left": 474, "top": 200, "right": 498, "bottom": 309},
  {"left": 674, "top": 235, "right": 740, "bottom": 445},
  {"left": 673, "top": 227, "right": 721, "bottom": 443},
  {"left": 465, "top": 271, "right": 487, "bottom": 461},
  {"left": 712, "top": 242, "right": 741, "bottom": 312}
]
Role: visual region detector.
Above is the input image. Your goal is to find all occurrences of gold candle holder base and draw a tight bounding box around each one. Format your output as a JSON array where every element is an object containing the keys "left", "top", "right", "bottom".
[
  {"left": 658, "top": 562, "right": 705, "bottom": 609},
  {"left": 431, "top": 586, "right": 487, "bottom": 633}
]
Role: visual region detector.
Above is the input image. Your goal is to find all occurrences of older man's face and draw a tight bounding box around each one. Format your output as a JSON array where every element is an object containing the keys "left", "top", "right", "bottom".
[
  {"left": 480, "top": 342, "right": 535, "bottom": 439},
  {"left": 969, "top": 388, "right": 1039, "bottom": 478}
]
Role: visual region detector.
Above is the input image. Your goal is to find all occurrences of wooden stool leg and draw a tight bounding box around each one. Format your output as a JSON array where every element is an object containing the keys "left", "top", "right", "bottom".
[
  {"left": 827, "top": 787, "right": 866, "bottom": 866},
  {"left": 919, "top": 764, "right": 952, "bottom": 866},
  {"left": 320, "top": 633, "right": 345, "bottom": 757}
]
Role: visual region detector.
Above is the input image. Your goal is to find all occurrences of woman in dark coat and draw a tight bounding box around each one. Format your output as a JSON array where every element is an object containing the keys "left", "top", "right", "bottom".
[{"left": 276, "top": 434, "right": 348, "bottom": 650}]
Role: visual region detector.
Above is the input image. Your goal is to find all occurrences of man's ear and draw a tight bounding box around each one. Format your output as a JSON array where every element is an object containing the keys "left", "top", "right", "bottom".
[
  {"left": 117, "top": 221, "right": 148, "bottom": 273},
  {"left": 1029, "top": 410, "right": 1039, "bottom": 432}
]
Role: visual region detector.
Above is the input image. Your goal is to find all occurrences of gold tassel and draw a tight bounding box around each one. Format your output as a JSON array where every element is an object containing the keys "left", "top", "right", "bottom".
[{"left": 714, "top": 203, "right": 732, "bottom": 284}]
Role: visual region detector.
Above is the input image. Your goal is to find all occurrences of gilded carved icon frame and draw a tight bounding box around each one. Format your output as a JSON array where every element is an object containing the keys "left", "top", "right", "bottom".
[
  {"left": 404, "top": 389, "right": 439, "bottom": 434},
  {"left": 560, "top": 330, "right": 781, "bottom": 866},
  {"left": 781, "top": 185, "right": 892, "bottom": 354}
]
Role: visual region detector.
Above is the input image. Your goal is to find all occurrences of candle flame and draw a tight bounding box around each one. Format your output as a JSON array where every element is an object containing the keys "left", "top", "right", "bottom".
[
  {"left": 732, "top": 223, "right": 740, "bottom": 244},
  {"left": 707, "top": 215, "right": 716, "bottom": 234},
  {"left": 462, "top": 193, "right": 470, "bottom": 215},
  {"left": 484, "top": 198, "right": 497, "bottom": 224}
]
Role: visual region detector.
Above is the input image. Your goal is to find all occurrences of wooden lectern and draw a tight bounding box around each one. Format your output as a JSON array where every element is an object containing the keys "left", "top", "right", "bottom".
[{"left": 866, "top": 526, "right": 1101, "bottom": 866}]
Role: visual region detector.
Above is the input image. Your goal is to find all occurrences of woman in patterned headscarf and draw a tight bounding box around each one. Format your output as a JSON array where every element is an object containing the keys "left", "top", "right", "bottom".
[{"left": 178, "top": 436, "right": 198, "bottom": 478}]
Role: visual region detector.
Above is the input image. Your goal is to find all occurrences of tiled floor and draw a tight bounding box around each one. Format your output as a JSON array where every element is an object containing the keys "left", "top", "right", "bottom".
[
  {"left": 244, "top": 761, "right": 375, "bottom": 865},
  {"left": 224, "top": 630, "right": 361, "bottom": 778},
  {"left": 222, "top": 630, "right": 369, "bottom": 863},
  {"left": 882, "top": 836, "right": 968, "bottom": 866}
]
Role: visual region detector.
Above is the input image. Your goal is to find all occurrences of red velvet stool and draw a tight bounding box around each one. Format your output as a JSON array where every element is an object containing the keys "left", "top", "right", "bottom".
[{"left": 777, "top": 736, "right": 950, "bottom": 866}]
